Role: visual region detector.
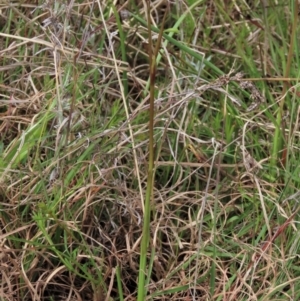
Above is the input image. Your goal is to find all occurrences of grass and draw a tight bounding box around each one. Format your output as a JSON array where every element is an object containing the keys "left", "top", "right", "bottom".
[{"left": 1, "top": 0, "right": 300, "bottom": 300}]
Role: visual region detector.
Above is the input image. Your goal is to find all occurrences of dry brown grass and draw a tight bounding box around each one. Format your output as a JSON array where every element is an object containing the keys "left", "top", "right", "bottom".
[{"left": 0, "top": 1, "right": 299, "bottom": 300}]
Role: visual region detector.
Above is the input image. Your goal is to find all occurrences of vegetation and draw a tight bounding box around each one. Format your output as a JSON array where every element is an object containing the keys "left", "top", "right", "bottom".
[{"left": 0, "top": 0, "right": 300, "bottom": 300}]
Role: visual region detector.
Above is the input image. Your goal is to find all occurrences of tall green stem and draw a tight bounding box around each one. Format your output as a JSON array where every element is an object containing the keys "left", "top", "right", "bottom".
[{"left": 137, "top": 1, "right": 167, "bottom": 299}]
